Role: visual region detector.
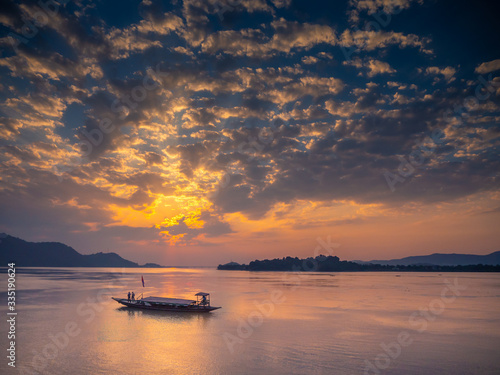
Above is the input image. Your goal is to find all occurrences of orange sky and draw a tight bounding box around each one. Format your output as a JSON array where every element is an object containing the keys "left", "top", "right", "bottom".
[{"left": 0, "top": 0, "right": 499, "bottom": 266}]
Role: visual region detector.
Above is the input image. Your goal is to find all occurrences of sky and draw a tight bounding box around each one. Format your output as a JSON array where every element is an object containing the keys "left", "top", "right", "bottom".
[{"left": 0, "top": 0, "right": 499, "bottom": 266}]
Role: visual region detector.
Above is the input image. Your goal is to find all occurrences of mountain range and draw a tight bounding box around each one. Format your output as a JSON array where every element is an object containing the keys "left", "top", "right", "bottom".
[
  {"left": 2, "top": 232, "right": 497, "bottom": 268},
  {"left": 354, "top": 251, "right": 500, "bottom": 266},
  {"left": 0, "top": 233, "right": 162, "bottom": 267}
]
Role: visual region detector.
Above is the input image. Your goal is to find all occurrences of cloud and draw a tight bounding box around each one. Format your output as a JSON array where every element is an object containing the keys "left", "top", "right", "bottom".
[
  {"left": 180, "top": 0, "right": 274, "bottom": 47},
  {"left": 103, "top": 12, "right": 184, "bottom": 59},
  {"left": 302, "top": 56, "right": 319, "bottom": 64},
  {"left": 270, "top": 0, "right": 292, "bottom": 7},
  {"left": 344, "top": 58, "right": 396, "bottom": 77},
  {"left": 201, "top": 19, "right": 430, "bottom": 59},
  {"left": 339, "top": 29, "right": 431, "bottom": 53},
  {"left": 348, "top": 0, "right": 423, "bottom": 23},
  {"left": 136, "top": 12, "right": 184, "bottom": 35},
  {"left": 475, "top": 59, "right": 500, "bottom": 74},
  {"left": 201, "top": 19, "right": 337, "bottom": 57},
  {"left": 258, "top": 76, "right": 345, "bottom": 106},
  {"left": 268, "top": 18, "right": 337, "bottom": 52},
  {"left": 105, "top": 28, "right": 163, "bottom": 60},
  {"left": 0, "top": 49, "right": 103, "bottom": 81},
  {"left": 425, "top": 66, "right": 457, "bottom": 83},
  {"left": 159, "top": 210, "right": 233, "bottom": 244}
]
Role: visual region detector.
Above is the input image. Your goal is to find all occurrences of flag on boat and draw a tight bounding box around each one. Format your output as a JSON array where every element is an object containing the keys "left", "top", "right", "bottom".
[{"left": 141, "top": 276, "right": 145, "bottom": 287}]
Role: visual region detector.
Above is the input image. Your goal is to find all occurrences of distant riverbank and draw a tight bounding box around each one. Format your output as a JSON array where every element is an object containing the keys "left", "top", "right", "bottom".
[
  {"left": 0, "top": 234, "right": 163, "bottom": 268},
  {"left": 218, "top": 255, "right": 500, "bottom": 272}
]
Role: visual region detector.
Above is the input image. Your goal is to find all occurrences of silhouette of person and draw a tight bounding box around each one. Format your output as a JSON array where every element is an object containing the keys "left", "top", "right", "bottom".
[
  {"left": 131, "top": 292, "right": 135, "bottom": 301},
  {"left": 202, "top": 295, "right": 207, "bottom": 305},
  {"left": 127, "top": 292, "right": 131, "bottom": 302}
]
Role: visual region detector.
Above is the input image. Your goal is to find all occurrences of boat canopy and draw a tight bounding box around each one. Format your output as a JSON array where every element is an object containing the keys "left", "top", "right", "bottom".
[
  {"left": 195, "top": 292, "right": 210, "bottom": 296},
  {"left": 141, "top": 297, "right": 196, "bottom": 305}
]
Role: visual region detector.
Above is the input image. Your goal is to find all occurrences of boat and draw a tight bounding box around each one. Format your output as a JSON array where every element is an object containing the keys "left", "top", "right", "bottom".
[{"left": 111, "top": 292, "right": 221, "bottom": 313}]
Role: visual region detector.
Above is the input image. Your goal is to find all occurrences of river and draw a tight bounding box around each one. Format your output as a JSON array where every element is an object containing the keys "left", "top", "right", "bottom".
[{"left": 1, "top": 268, "right": 499, "bottom": 374}]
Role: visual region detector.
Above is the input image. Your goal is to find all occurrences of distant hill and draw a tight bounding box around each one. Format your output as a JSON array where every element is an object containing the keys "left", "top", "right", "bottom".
[
  {"left": 219, "top": 254, "right": 500, "bottom": 272},
  {"left": 217, "top": 262, "right": 247, "bottom": 270},
  {"left": 219, "top": 256, "right": 368, "bottom": 272},
  {"left": 0, "top": 233, "right": 161, "bottom": 267},
  {"left": 355, "top": 251, "right": 500, "bottom": 266},
  {"left": 140, "top": 263, "right": 164, "bottom": 268}
]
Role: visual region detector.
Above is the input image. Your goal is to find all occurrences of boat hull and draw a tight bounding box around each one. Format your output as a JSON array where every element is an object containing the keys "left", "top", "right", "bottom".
[{"left": 112, "top": 298, "right": 221, "bottom": 313}]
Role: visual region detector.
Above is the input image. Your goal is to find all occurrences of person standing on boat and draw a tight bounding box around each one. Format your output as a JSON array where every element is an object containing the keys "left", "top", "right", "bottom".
[
  {"left": 127, "top": 292, "right": 131, "bottom": 302},
  {"left": 131, "top": 292, "right": 135, "bottom": 301}
]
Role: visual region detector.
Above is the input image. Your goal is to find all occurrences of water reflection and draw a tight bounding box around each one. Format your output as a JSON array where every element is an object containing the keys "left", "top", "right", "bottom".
[
  {"left": 1, "top": 269, "right": 499, "bottom": 375},
  {"left": 115, "top": 306, "right": 213, "bottom": 322}
]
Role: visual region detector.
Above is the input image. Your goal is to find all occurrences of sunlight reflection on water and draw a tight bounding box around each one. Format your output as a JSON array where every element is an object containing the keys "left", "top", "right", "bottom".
[{"left": 1, "top": 268, "right": 499, "bottom": 374}]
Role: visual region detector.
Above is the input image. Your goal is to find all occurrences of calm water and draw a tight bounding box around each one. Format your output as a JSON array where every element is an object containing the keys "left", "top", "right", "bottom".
[{"left": 1, "top": 268, "right": 500, "bottom": 374}]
